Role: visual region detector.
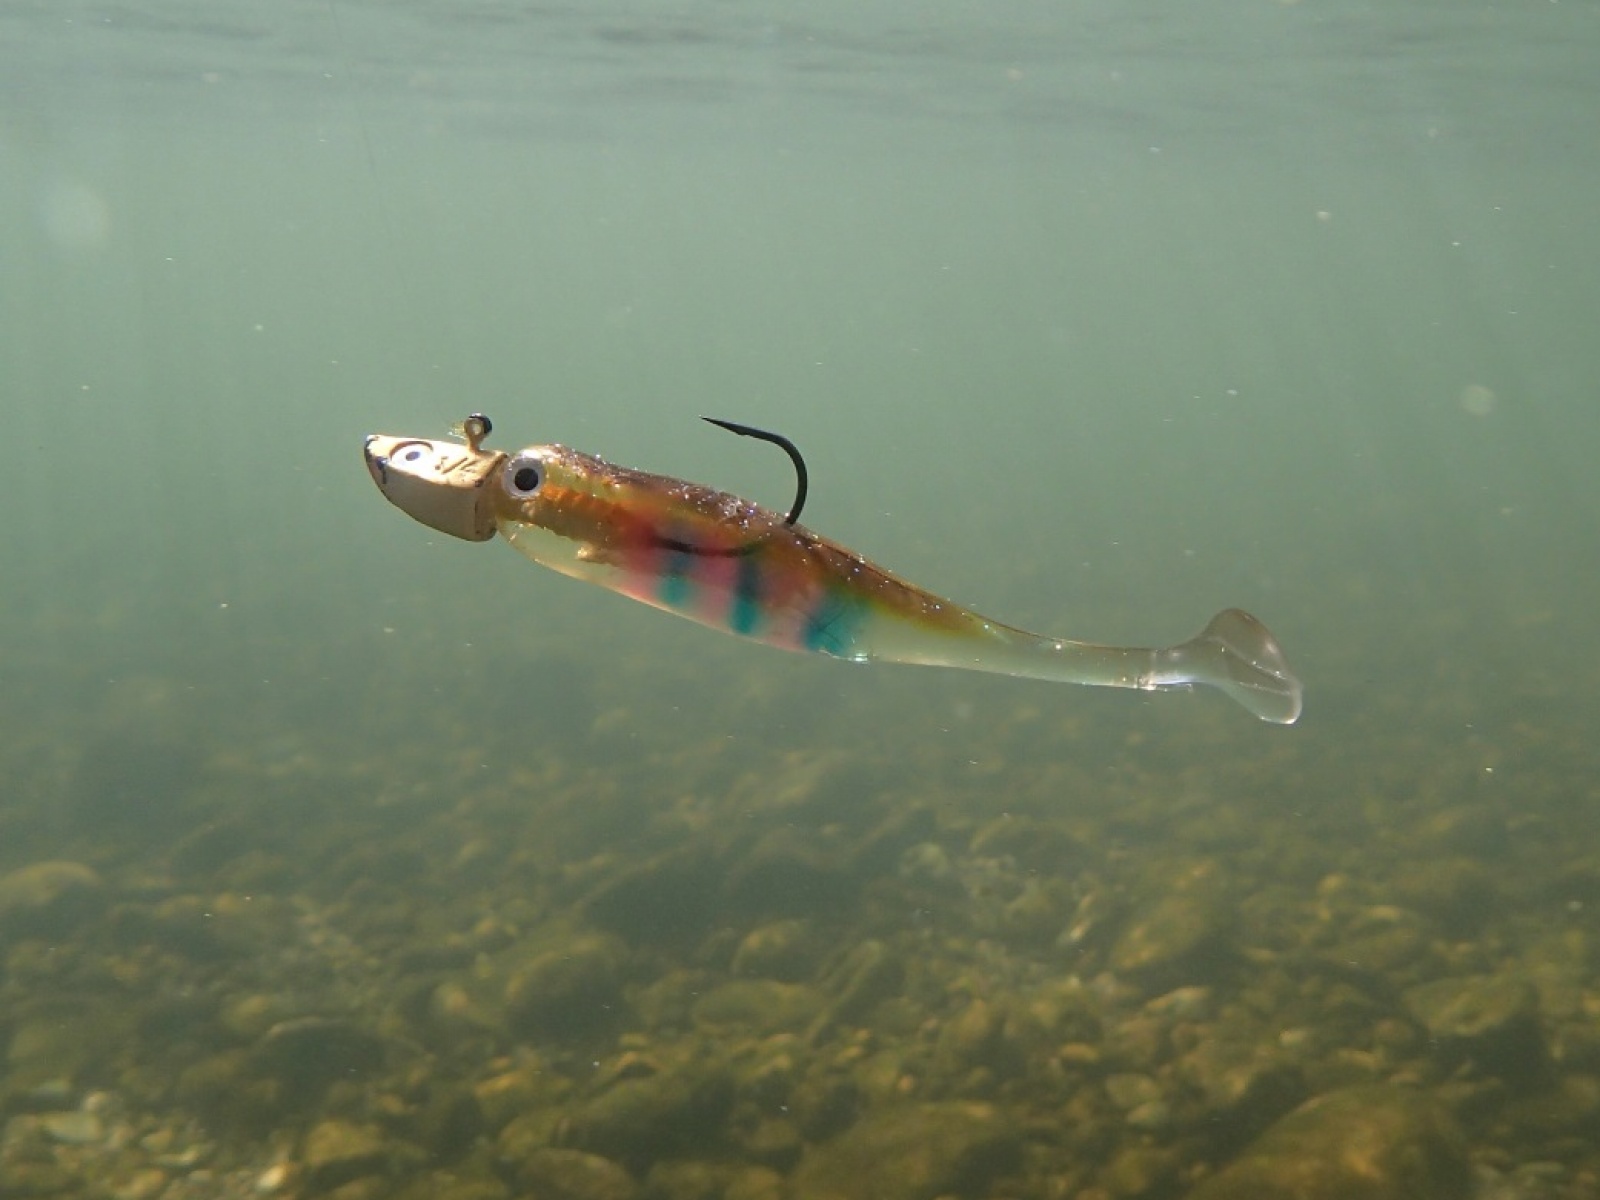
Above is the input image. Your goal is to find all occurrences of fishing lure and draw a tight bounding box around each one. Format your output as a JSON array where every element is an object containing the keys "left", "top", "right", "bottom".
[{"left": 363, "top": 415, "right": 1301, "bottom": 723}]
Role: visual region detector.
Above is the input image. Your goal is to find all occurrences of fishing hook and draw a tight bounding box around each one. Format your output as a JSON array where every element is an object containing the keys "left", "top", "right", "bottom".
[
  {"left": 646, "top": 418, "right": 810, "bottom": 559},
  {"left": 701, "top": 417, "right": 809, "bottom": 526},
  {"left": 459, "top": 413, "right": 809, "bottom": 560}
]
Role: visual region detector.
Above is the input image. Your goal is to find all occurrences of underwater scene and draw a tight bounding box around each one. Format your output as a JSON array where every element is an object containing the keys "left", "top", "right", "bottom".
[{"left": 2, "top": 2, "right": 1599, "bottom": 1199}]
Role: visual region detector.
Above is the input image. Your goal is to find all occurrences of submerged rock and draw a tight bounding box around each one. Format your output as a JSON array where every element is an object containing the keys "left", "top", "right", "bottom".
[
  {"left": 1109, "top": 879, "right": 1234, "bottom": 994},
  {"left": 968, "top": 815, "right": 1086, "bottom": 873},
  {"left": 723, "top": 827, "right": 852, "bottom": 918},
  {"left": 506, "top": 1147, "right": 637, "bottom": 1200},
  {"left": 723, "top": 1166, "right": 787, "bottom": 1200},
  {"left": 301, "top": 1120, "right": 393, "bottom": 1191},
  {"left": 1187, "top": 1085, "right": 1469, "bottom": 1200},
  {"left": 731, "top": 919, "right": 822, "bottom": 982},
  {"left": 809, "top": 939, "right": 905, "bottom": 1037},
  {"left": 504, "top": 933, "right": 630, "bottom": 1040},
  {"left": 0, "top": 861, "right": 105, "bottom": 937},
  {"left": 692, "top": 980, "right": 826, "bottom": 1036},
  {"left": 1103, "top": 1072, "right": 1163, "bottom": 1112},
  {"left": 788, "top": 1072, "right": 864, "bottom": 1142},
  {"left": 1322, "top": 905, "right": 1434, "bottom": 979},
  {"left": 1175, "top": 1031, "right": 1307, "bottom": 1141},
  {"left": 737, "top": 1116, "right": 803, "bottom": 1171},
  {"left": 252, "top": 1017, "right": 389, "bottom": 1091},
  {"left": 789, "top": 1101, "right": 1020, "bottom": 1200},
  {"left": 38, "top": 1110, "right": 105, "bottom": 1145},
  {"left": 561, "top": 1060, "right": 734, "bottom": 1171},
  {"left": 581, "top": 849, "right": 721, "bottom": 944},
  {"left": 1402, "top": 973, "right": 1547, "bottom": 1080},
  {"left": 1388, "top": 858, "right": 1498, "bottom": 936},
  {"left": 645, "top": 1160, "right": 733, "bottom": 1200},
  {"left": 1099, "top": 1143, "right": 1179, "bottom": 1198}
]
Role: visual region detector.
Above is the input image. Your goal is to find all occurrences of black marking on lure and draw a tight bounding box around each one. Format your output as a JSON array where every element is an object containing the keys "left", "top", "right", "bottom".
[
  {"left": 646, "top": 419, "right": 812, "bottom": 559},
  {"left": 468, "top": 412, "right": 808, "bottom": 560}
]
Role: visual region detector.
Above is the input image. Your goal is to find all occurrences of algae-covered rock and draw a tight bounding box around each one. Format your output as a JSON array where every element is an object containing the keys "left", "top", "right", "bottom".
[
  {"left": 645, "top": 1160, "right": 732, "bottom": 1200},
  {"left": 724, "top": 1165, "right": 786, "bottom": 1200},
  {"left": 788, "top": 1071, "right": 863, "bottom": 1141},
  {"left": 1322, "top": 906, "right": 1434, "bottom": 978},
  {"left": 301, "top": 1119, "right": 393, "bottom": 1191},
  {"left": 1103, "top": 1073, "right": 1162, "bottom": 1112},
  {"left": 0, "top": 861, "right": 105, "bottom": 937},
  {"left": 504, "top": 933, "right": 630, "bottom": 1040},
  {"left": 1109, "top": 886, "right": 1233, "bottom": 993},
  {"left": 1175, "top": 1031, "right": 1306, "bottom": 1138},
  {"left": 582, "top": 848, "right": 721, "bottom": 944},
  {"left": 322, "top": 1178, "right": 391, "bottom": 1200},
  {"left": 175, "top": 1048, "right": 284, "bottom": 1133},
  {"left": 1413, "top": 804, "right": 1507, "bottom": 859},
  {"left": 789, "top": 1101, "right": 1020, "bottom": 1200},
  {"left": 731, "top": 919, "right": 821, "bottom": 981},
  {"left": 968, "top": 815, "right": 1085, "bottom": 873},
  {"left": 475, "top": 1060, "right": 566, "bottom": 1132},
  {"left": 1496, "top": 1072, "right": 1600, "bottom": 1145},
  {"left": 0, "top": 1161, "right": 80, "bottom": 1195},
  {"left": 999, "top": 880, "right": 1075, "bottom": 949},
  {"left": 737, "top": 1116, "right": 803, "bottom": 1171},
  {"left": 1403, "top": 973, "right": 1547, "bottom": 1080},
  {"left": 1389, "top": 858, "right": 1498, "bottom": 936},
  {"left": 506, "top": 1147, "right": 637, "bottom": 1200},
  {"left": 561, "top": 1060, "right": 734, "bottom": 1170},
  {"left": 109, "top": 893, "right": 264, "bottom": 962},
  {"left": 392, "top": 1175, "right": 510, "bottom": 1200},
  {"left": 408, "top": 1082, "right": 488, "bottom": 1160},
  {"left": 252, "top": 1017, "right": 389, "bottom": 1093},
  {"left": 1099, "top": 1143, "right": 1179, "bottom": 1198},
  {"left": 723, "top": 827, "right": 851, "bottom": 918},
  {"left": 933, "top": 997, "right": 1004, "bottom": 1080},
  {"left": 1187, "top": 1085, "right": 1469, "bottom": 1200},
  {"left": 692, "top": 980, "right": 826, "bottom": 1036},
  {"left": 811, "top": 939, "right": 904, "bottom": 1035}
]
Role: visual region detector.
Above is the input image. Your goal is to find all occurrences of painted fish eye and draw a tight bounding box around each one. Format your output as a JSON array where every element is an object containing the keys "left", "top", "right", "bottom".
[
  {"left": 391, "top": 440, "right": 430, "bottom": 465},
  {"left": 504, "top": 454, "right": 545, "bottom": 498}
]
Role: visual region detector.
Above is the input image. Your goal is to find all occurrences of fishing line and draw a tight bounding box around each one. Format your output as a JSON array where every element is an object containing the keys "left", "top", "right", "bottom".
[{"left": 320, "top": 0, "right": 420, "bottom": 357}]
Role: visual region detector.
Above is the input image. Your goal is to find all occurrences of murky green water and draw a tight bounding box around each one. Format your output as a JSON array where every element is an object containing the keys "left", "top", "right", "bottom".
[{"left": 2, "top": 2, "right": 1598, "bottom": 1198}]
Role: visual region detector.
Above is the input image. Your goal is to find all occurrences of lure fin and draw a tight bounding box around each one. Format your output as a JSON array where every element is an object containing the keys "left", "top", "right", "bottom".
[{"left": 1146, "top": 608, "right": 1303, "bottom": 724}]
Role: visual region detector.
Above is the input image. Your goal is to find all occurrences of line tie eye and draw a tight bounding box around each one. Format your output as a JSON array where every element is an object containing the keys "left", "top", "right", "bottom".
[{"left": 504, "top": 455, "right": 544, "bottom": 498}]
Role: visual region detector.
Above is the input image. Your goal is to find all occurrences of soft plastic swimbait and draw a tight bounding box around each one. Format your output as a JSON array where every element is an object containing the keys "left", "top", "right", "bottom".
[{"left": 363, "top": 415, "right": 1301, "bottom": 723}]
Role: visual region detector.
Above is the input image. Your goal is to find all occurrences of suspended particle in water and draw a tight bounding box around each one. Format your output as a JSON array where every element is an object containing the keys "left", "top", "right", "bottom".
[
  {"left": 38, "top": 181, "right": 110, "bottom": 251},
  {"left": 1458, "top": 384, "right": 1496, "bottom": 416}
]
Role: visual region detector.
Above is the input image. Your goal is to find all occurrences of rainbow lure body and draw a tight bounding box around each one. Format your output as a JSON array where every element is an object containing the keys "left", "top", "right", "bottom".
[{"left": 363, "top": 416, "right": 1301, "bottom": 723}]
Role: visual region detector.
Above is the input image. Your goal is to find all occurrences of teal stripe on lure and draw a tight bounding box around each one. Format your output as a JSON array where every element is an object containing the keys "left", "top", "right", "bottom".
[
  {"left": 802, "top": 589, "right": 862, "bottom": 657},
  {"left": 729, "top": 554, "right": 764, "bottom": 637},
  {"left": 658, "top": 546, "right": 694, "bottom": 610}
]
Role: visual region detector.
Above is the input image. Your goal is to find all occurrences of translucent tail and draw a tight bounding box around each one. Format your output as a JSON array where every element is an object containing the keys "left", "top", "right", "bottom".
[{"left": 1147, "top": 608, "right": 1303, "bottom": 724}]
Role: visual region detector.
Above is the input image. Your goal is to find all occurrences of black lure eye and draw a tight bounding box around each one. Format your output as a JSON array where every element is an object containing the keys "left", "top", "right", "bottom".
[{"left": 505, "top": 455, "right": 544, "bottom": 498}]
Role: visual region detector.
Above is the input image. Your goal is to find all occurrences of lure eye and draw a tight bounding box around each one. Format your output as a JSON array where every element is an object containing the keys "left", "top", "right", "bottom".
[
  {"left": 391, "top": 441, "right": 430, "bottom": 465},
  {"left": 504, "top": 454, "right": 545, "bottom": 498}
]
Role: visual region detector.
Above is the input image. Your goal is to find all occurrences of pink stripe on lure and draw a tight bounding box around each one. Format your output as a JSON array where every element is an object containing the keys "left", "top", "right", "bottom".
[{"left": 363, "top": 414, "right": 1302, "bottom": 723}]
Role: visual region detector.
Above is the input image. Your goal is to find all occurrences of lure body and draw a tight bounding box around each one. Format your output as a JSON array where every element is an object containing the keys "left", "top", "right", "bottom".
[{"left": 363, "top": 418, "right": 1301, "bottom": 723}]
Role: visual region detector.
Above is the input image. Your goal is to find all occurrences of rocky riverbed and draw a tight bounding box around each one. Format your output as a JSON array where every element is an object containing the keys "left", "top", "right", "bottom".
[{"left": 1, "top": 678, "right": 1596, "bottom": 1200}]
